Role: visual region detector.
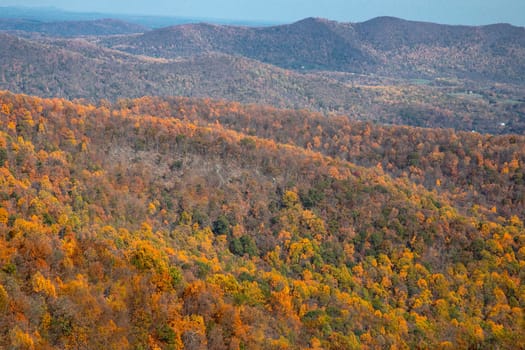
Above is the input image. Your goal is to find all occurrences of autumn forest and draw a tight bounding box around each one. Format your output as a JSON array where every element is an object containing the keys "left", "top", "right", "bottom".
[{"left": 0, "top": 8, "right": 524, "bottom": 350}]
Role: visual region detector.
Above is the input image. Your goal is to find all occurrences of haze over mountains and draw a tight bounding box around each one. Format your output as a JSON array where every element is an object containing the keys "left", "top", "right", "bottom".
[
  {"left": 0, "top": 18, "right": 148, "bottom": 37},
  {"left": 0, "top": 6, "right": 279, "bottom": 28}
]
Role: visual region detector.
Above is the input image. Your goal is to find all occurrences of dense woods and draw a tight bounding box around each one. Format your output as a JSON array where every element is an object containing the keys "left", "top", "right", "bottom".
[
  {"left": 0, "top": 91, "right": 523, "bottom": 349},
  {"left": 115, "top": 96, "right": 525, "bottom": 219}
]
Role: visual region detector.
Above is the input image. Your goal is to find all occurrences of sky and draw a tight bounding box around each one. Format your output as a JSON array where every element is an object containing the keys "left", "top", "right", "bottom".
[{"left": 1, "top": 0, "right": 524, "bottom": 26}]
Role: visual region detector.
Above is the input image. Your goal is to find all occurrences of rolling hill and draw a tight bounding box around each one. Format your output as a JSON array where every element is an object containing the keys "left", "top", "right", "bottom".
[
  {"left": 101, "top": 16, "right": 525, "bottom": 83},
  {"left": 1, "top": 31, "right": 524, "bottom": 135},
  {"left": 0, "top": 32, "right": 355, "bottom": 107},
  {"left": 0, "top": 91, "right": 524, "bottom": 349},
  {"left": 101, "top": 17, "right": 371, "bottom": 71},
  {"left": 116, "top": 95, "right": 525, "bottom": 220}
]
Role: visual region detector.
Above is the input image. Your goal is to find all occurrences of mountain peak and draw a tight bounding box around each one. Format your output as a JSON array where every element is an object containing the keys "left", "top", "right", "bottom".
[{"left": 291, "top": 17, "right": 336, "bottom": 27}]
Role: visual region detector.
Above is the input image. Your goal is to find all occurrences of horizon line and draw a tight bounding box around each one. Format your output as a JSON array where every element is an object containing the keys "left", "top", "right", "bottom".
[{"left": 0, "top": 5, "right": 523, "bottom": 28}]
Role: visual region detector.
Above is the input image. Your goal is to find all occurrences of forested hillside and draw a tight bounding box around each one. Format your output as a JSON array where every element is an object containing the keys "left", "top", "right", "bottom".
[
  {"left": 115, "top": 96, "right": 525, "bottom": 219},
  {"left": 101, "top": 16, "right": 525, "bottom": 83},
  {"left": 1, "top": 17, "right": 524, "bottom": 135},
  {"left": 0, "top": 91, "right": 523, "bottom": 349}
]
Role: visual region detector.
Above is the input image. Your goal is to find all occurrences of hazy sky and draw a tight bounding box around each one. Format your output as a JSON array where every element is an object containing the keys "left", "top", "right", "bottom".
[{"left": 2, "top": 0, "right": 525, "bottom": 26}]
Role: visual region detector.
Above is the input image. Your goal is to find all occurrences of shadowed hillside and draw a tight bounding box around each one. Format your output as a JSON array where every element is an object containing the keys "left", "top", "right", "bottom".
[
  {"left": 103, "top": 17, "right": 371, "bottom": 71},
  {"left": 101, "top": 16, "right": 525, "bottom": 83}
]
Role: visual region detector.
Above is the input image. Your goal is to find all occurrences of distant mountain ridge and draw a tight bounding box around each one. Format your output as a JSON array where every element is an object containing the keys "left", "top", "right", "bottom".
[
  {"left": 103, "top": 17, "right": 370, "bottom": 70},
  {"left": 356, "top": 16, "right": 525, "bottom": 49},
  {"left": 101, "top": 16, "right": 525, "bottom": 83},
  {"left": 0, "top": 18, "right": 148, "bottom": 37},
  {"left": 0, "top": 6, "right": 281, "bottom": 28},
  {"left": 101, "top": 17, "right": 365, "bottom": 70}
]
